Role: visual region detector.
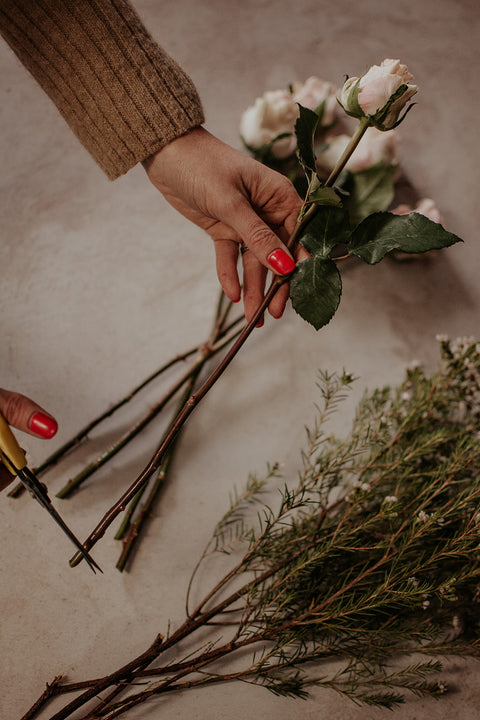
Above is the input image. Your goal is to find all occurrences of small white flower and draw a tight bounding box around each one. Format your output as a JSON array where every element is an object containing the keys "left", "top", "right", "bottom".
[
  {"left": 384, "top": 495, "right": 398, "bottom": 504},
  {"left": 452, "top": 615, "right": 462, "bottom": 631},
  {"left": 422, "top": 599, "right": 430, "bottom": 610},
  {"left": 437, "top": 681, "right": 448, "bottom": 694},
  {"left": 417, "top": 510, "right": 429, "bottom": 523},
  {"left": 408, "top": 576, "right": 419, "bottom": 588}
]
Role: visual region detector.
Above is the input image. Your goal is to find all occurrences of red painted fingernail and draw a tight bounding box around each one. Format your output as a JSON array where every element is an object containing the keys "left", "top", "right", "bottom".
[
  {"left": 267, "top": 249, "right": 296, "bottom": 275},
  {"left": 29, "top": 412, "right": 58, "bottom": 439}
]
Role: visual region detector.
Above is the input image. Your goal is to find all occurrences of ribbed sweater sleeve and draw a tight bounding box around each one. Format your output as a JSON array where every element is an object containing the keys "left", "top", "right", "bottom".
[{"left": 0, "top": 0, "right": 205, "bottom": 179}]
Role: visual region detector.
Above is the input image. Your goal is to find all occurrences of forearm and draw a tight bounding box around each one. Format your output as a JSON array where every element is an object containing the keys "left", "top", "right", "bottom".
[{"left": 0, "top": 0, "right": 204, "bottom": 178}]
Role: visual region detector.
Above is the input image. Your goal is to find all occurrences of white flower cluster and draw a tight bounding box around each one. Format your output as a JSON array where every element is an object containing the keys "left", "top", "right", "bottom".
[
  {"left": 442, "top": 336, "right": 480, "bottom": 422},
  {"left": 239, "top": 76, "right": 338, "bottom": 159}
]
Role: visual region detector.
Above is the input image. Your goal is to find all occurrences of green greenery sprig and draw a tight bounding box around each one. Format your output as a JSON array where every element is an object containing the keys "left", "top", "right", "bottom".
[{"left": 23, "top": 336, "right": 480, "bottom": 718}]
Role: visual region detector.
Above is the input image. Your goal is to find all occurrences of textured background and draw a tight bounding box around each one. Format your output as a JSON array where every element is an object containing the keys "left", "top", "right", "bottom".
[{"left": 1, "top": 0, "right": 480, "bottom": 717}]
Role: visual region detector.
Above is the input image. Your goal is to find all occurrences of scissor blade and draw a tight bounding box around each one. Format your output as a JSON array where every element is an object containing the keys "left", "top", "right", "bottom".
[{"left": 18, "top": 468, "right": 102, "bottom": 574}]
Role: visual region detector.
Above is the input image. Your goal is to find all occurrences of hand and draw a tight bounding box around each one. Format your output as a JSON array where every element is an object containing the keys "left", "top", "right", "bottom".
[
  {"left": 143, "top": 127, "right": 306, "bottom": 323},
  {"left": 0, "top": 388, "right": 58, "bottom": 491}
]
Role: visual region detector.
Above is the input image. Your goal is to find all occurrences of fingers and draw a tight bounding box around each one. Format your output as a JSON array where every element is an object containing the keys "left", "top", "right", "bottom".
[
  {"left": 214, "top": 240, "right": 241, "bottom": 303},
  {"left": 232, "top": 199, "right": 297, "bottom": 277},
  {"left": 242, "top": 248, "right": 268, "bottom": 325},
  {"left": 0, "top": 389, "right": 58, "bottom": 439},
  {"left": 215, "top": 239, "right": 291, "bottom": 324}
]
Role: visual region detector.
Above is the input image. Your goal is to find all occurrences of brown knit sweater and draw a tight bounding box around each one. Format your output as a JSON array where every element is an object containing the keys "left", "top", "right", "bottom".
[{"left": 0, "top": 0, "right": 205, "bottom": 179}]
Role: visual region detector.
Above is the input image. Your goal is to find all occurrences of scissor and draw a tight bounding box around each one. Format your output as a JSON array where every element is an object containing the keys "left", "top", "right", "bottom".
[{"left": 0, "top": 411, "right": 102, "bottom": 573}]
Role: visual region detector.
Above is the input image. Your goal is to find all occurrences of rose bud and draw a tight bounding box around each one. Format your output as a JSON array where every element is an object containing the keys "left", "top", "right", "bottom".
[{"left": 339, "top": 59, "right": 418, "bottom": 130}]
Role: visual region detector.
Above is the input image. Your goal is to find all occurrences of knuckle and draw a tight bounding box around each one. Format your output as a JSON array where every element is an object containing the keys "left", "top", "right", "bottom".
[
  {"left": 246, "top": 225, "right": 275, "bottom": 253},
  {"left": 2, "top": 391, "right": 29, "bottom": 427}
]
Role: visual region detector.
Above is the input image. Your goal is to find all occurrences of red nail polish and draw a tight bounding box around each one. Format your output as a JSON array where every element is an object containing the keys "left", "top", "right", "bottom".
[
  {"left": 267, "top": 249, "right": 296, "bottom": 275},
  {"left": 29, "top": 412, "right": 58, "bottom": 439}
]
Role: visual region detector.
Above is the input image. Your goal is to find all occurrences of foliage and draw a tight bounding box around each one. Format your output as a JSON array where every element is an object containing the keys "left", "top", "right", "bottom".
[
  {"left": 25, "top": 337, "right": 480, "bottom": 718},
  {"left": 288, "top": 105, "right": 461, "bottom": 329}
]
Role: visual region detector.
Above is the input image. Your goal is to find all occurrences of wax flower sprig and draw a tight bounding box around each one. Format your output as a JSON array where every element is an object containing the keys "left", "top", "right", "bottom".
[{"left": 22, "top": 336, "right": 480, "bottom": 718}]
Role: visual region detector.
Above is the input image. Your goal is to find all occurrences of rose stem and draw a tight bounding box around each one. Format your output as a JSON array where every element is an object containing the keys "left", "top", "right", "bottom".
[
  {"left": 115, "top": 367, "right": 203, "bottom": 570},
  {"left": 70, "top": 116, "right": 373, "bottom": 563},
  {"left": 8, "top": 292, "right": 234, "bottom": 499},
  {"left": 56, "top": 322, "right": 242, "bottom": 500}
]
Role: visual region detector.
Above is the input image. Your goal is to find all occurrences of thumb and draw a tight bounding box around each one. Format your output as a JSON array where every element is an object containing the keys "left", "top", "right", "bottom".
[
  {"left": 232, "top": 200, "right": 297, "bottom": 276},
  {"left": 0, "top": 388, "right": 58, "bottom": 439}
]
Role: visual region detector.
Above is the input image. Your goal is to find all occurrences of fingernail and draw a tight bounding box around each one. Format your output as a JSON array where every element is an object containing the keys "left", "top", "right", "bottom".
[
  {"left": 267, "top": 249, "right": 296, "bottom": 275},
  {"left": 29, "top": 412, "right": 58, "bottom": 439}
]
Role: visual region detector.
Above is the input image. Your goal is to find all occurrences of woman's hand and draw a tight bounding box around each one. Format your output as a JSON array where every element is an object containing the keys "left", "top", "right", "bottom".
[
  {"left": 0, "top": 389, "right": 57, "bottom": 491},
  {"left": 143, "top": 127, "right": 306, "bottom": 323}
]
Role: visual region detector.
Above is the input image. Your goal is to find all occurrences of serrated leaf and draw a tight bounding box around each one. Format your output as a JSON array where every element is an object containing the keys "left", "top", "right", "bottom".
[
  {"left": 342, "top": 164, "right": 396, "bottom": 225},
  {"left": 289, "top": 257, "right": 342, "bottom": 330},
  {"left": 299, "top": 205, "right": 351, "bottom": 257},
  {"left": 349, "top": 212, "right": 462, "bottom": 264},
  {"left": 295, "top": 104, "right": 320, "bottom": 172},
  {"left": 308, "top": 185, "right": 343, "bottom": 207}
]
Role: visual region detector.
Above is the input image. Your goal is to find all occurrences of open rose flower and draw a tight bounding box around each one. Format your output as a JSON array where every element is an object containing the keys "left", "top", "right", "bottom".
[
  {"left": 239, "top": 89, "right": 298, "bottom": 159},
  {"left": 240, "top": 76, "right": 339, "bottom": 159},
  {"left": 339, "top": 59, "right": 418, "bottom": 130},
  {"left": 391, "top": 198, "right": 443, "bottom": 260},
  {"left": 392, "top": 198, "right": 443, "bottom": 224},
  {"left": 317, "top": 127, "right": 398, "bottom": 174},
  {"left": 291, "top": 76, "right": 338, "bottom": 127}
]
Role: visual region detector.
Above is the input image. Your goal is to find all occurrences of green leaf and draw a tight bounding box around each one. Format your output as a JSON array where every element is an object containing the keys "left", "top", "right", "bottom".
[
  {"left": 290, "top": 257, "right": 342, "bottom": 330},
  {"left": 299, "top": 205, "right": 351, "bottom": 258},
  {"left": 308, "top": 185, "right": 343, "bottom": 208},
  {"left": 342, "top": 164, "right": 396, "bottom": 225},
  {"left": 295, "top": 104, "right": 320, "bottom": 172},
  {"left": 349, "top": 212, "right": 462, "bottom": 264}
]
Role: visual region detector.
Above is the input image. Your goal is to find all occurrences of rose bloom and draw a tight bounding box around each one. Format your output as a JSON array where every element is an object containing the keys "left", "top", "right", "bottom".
[
  {"left": 317, "top": 127, "right": 398, "bottom": 174},
  {"left": 340, "top": 58, "right": 418, "bottom": 129},
  {"left": 358, "top": 59, "right": 415, "bottom": 115},
  {"left": 239, "top": 89, "right": 298, "bottom": 159},
  {"left": 291, "top": 76, "right": 338, "bottom": 126},
  {"left": 392, "top": 198, "right": 442, "bottom": 223}
]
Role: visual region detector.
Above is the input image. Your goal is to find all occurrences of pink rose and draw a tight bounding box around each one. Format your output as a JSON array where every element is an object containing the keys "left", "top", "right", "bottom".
[
  {"left": 239, "top": 89, "right": 298, "bottom": 159},
  {"left": 358, "top": 59, "right": 414, "bottom": 115},
  {"left": 317, "top": 128, "right": 398, "bottom": 174},
  {"left": 291, "top": 76, "right": 338, "bottom": 126},
  {"left": 392, "top": 198, "right": 443, "bottom": 224},
  {"left": 339, "top": 59, "right": 418, "bottom": 130}
]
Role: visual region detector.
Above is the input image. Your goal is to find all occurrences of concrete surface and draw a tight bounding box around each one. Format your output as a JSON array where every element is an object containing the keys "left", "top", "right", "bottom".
[{"left": 1, "top": 0, "right": 480, "bottom": 718}]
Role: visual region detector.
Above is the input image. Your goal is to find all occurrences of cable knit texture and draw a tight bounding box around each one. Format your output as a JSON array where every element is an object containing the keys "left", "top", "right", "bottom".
[{"left": 0, "top": 0, "right": 205, "bottom": 178}]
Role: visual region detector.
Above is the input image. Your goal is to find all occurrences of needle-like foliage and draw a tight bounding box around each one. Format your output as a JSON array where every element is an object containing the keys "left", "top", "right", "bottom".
[{"left": 25, "top": 336, "right": 480, "bottom": 719}]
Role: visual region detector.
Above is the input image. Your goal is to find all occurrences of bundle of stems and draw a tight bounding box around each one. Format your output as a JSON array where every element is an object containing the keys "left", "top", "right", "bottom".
[
  {"left": 23, "top": 336, "right": 480, "bottom": 718},
  {"left": 9, "top": 291, "right": 245, "bottom": 570}
]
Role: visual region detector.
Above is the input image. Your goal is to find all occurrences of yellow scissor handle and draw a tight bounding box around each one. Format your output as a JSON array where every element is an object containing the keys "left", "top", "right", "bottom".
[{"left": 0, "top": 412, "right": 27, "bottom": 474}]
